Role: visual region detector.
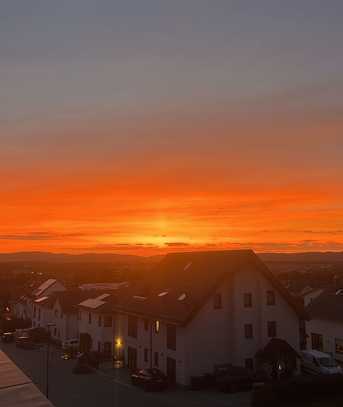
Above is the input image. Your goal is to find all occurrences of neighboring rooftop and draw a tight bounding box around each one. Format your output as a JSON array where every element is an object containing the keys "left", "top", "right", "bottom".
[
  {"left": 111, "top": 250, "right": 305, "bottom": 325},
  {"left": 33, "top": 279, "right": 57, "bottom": 297},
  {"left": 0, "top": 350, "right": 55, "bottom": 407},
  {"left": 79, "top": 282, "right": 127, "bottom": 291},
  {"left": 306, "top": 288, "right": 343, "bottom": 323}
]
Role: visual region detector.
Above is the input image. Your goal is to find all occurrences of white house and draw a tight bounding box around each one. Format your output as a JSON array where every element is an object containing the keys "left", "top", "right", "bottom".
[
  {"left": 30, "top": 279, "right": 66, "bottom": 330},
  {"left": 77, "top": 293, "right": 115, "bottom": 357},
  {"left": 49, "top": 290, "right": 90, "bottom": 344},
  {"left": 14, "top": 279, "right": 66, "bottom": 325},
  {"left": 110, "top": 250, "right": 304, "bottom": 385},
  {"left": 306, "top": 289, "right": 343, "bottom": 362}
]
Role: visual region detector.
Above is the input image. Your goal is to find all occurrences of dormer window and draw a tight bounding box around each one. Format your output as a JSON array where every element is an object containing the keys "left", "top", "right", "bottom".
[{"left": 213, "top": 293, "right": 222, "bottom": 309}]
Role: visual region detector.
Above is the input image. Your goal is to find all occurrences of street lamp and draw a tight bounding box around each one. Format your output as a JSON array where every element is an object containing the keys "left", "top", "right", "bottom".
[{"left": 46, "top": 323, "right": 55, "bottom": 399}]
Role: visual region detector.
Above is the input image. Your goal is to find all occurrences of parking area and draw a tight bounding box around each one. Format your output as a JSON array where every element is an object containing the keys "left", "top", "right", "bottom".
[{"left": 0, "top": 342, "right": 251, "bottom": 407}]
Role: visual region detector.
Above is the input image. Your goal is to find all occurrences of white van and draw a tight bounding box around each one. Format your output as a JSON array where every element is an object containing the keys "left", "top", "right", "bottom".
[{"left": 301, "top": 350, "right": 342, "bottom": 375}]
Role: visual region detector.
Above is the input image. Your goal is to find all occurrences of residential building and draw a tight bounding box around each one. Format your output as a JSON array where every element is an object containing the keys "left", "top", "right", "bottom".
[
  {"left": 50, "top": 290, "right": 90, "bottom": 344},
  {"left": 13, "top": 279, "right": 66, "bottom": 325},
  {"left": 111, "top": 250, "right": 304, "bottom": 385},
  {"left": 306, "top": 289, "right": 343, "bottom": 362},
  {"left": 77, "top": 293, "right": 115, "bottom": 356}
]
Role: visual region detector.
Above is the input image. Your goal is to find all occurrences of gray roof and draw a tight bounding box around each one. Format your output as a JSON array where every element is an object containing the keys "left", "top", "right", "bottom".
[
  {"left": 307, "top": 289, "right": 343, "bottom": 323},
  {"left": 112, "top": 250, "right": 305, "bottom": 324},
  {"left": 0, "top": 351, "right": 55, "bottom": 407}
]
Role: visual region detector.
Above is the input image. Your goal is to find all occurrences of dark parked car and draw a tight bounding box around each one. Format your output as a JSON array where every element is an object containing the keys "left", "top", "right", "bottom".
[
  {"left": 1, "top": 332, "right": 15, "bottom": 343},
  {"left": 131, "top": 368, "right": 168, "bottom": 391},
  {"left": 214, "top": 364, "right": 253, "bottom": 393}
]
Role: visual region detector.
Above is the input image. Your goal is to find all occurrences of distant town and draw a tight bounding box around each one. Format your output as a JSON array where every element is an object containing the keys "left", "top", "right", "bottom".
[{"left": 1, "top": 250, "right": 343, "bottom": 407}]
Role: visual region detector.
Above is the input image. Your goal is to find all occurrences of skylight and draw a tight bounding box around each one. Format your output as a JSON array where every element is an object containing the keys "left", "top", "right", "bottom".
[
  {"left": 158, "top": 291, "right": 168, "bottom": 297},
  {"left": 35, "top": 296, "right": 49, "bottom": 303},
  {"left": 184, "top": 262, "right": 192, "bottom": 271},
  {"left": 133, "top": 295, "right": 147, "bottom": 301},
  {"left": 178, "top": 293, "right": 187, "bottom": 301}
]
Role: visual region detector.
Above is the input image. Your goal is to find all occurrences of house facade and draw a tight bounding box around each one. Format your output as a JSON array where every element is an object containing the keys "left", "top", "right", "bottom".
[
  {"left": 110, "top": 250, "right": 304, "bottom": 385},
  {"left": 77, "top": 294, "right": 115, "bottom": 356}
]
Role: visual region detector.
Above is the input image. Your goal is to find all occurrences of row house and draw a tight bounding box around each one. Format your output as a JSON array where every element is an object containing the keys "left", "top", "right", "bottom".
[
  {"left": 106, "top": 250, "right": 305, "bottom": 385},
  {"left": 50, "top": 290, "right": 90, "bottom": 344},
  {"left": 306, "top": 289, "right": 343, "bottom": 362},
  {"left": 13, "top": 279, "right": 66, "bottom": 324},
  {"left": 77, "top": 293, "right": 115, "bottom": 356}
]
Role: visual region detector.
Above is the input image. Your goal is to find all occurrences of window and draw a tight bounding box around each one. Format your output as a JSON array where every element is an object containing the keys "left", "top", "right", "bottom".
[
  {"left": 144, "top": 319, "right": 149, "bottom": 331},
  {"left": 154, "top": 351, "right": 159, "bottom": 367},
  {"left": 245, "top": 358, "right": 254, "bottom": 370},
  {"left": 244, "top": 324, "right": 253, "bottom": 339},
  {"left": 128, "top": 316, "right": 138, "bottom": 338},
  {"left": 154, "top": 320, "right": 160, "bottom": 333},
  {"left": 54, "top": 327, "right": 57, "bottom": 336},
  {"left": 54, "top": 309, "right": 58, "bottom": 317},
  {"left": 60, "top": 310, "right": 63, "bottom": 319},
  {"left": 104, "top": 316, "right": 112, "bottom": 327},
  {"left": 98, "top": 315, "right": 102, "bottom": 327},
  {"left": 267, "top": 321, "right": 277, "bottom": 338},
  {"left": 311, "top": 333, "right": 323, "bottom": 351},
  {"left": 266, "top": 290, "right": 276, "bottom": 306},
  {"left": 88, "top": 312, "right": 92, "bottom": 324},
  {"left": 244, "top": 293, "right": 252, "bottom": 308},
  {"left": 144, "top": 348, "right": 149, "bottom": 363},
  {"left": 167, "top": 324, "right": 176, "bottom": 350},
  {"left": 214, "top": 293, "right": 222, "bottom": 309},
  {"left": 335, "top": 339, "right": 343, "bottom": 355}
]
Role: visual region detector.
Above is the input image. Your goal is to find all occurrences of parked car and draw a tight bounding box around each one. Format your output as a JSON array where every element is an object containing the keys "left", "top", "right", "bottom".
[
  {"left": 301, "top": 350, "right": 343, "bottom": 375},
  {"left": 131, "top": 368, "right": 168, "bottom": 391},
  {"left": 15, "top": 336, "right": 38, "bottom": 349},
  {"left": 1, "top": 332, "right": 15, "bottom": 343},
  {"left": 214, "top": 364, "right": 253, "bottom": 393}
]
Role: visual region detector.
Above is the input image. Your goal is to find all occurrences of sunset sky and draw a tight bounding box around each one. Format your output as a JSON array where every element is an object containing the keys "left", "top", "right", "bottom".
[{"left": 1, "top": 1, "right": 343, "bottom": 254}]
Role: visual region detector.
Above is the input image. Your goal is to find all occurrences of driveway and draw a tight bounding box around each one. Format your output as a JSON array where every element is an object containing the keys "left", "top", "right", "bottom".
[{"left": 0, "top": 342, "right": 251, "bottom": 407}]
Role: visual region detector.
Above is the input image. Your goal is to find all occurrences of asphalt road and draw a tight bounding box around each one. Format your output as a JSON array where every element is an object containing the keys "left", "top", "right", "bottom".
[{"left": 0, "top": 342, "right": 250, "bottom": 407}]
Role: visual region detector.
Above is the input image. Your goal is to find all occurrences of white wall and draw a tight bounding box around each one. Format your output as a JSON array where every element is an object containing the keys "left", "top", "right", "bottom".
[
  {"left": 78, "top": 309, "right": 114, "bottom": 353},
  {"left": 182, "top": 267, "right": 301, "bottom": 384},
  {"left": 231, "top": 267, "right": 300, "bottom": 365},
  {"left": 184, "top": 277, "right": 232, "bottom": 381}
]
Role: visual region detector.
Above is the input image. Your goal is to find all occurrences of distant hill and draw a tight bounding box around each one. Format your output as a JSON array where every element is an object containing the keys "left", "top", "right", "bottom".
[
  {"left": 1, "top": 250, "right": 343, "bottom": 265},
  {"left": 259, "top": 252, "right": 343, "bottom": 263},
  {"left": 0, "top": 251, "right": 148, "bottom": 264}
]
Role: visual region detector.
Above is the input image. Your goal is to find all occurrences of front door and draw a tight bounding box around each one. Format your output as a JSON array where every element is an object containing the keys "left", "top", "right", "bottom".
[
  {"left": 166, "top": 357, "right": 176, "bottom": 385},
  {"left": 127, "top": 346, "right": 137, "bottom": 370}
]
